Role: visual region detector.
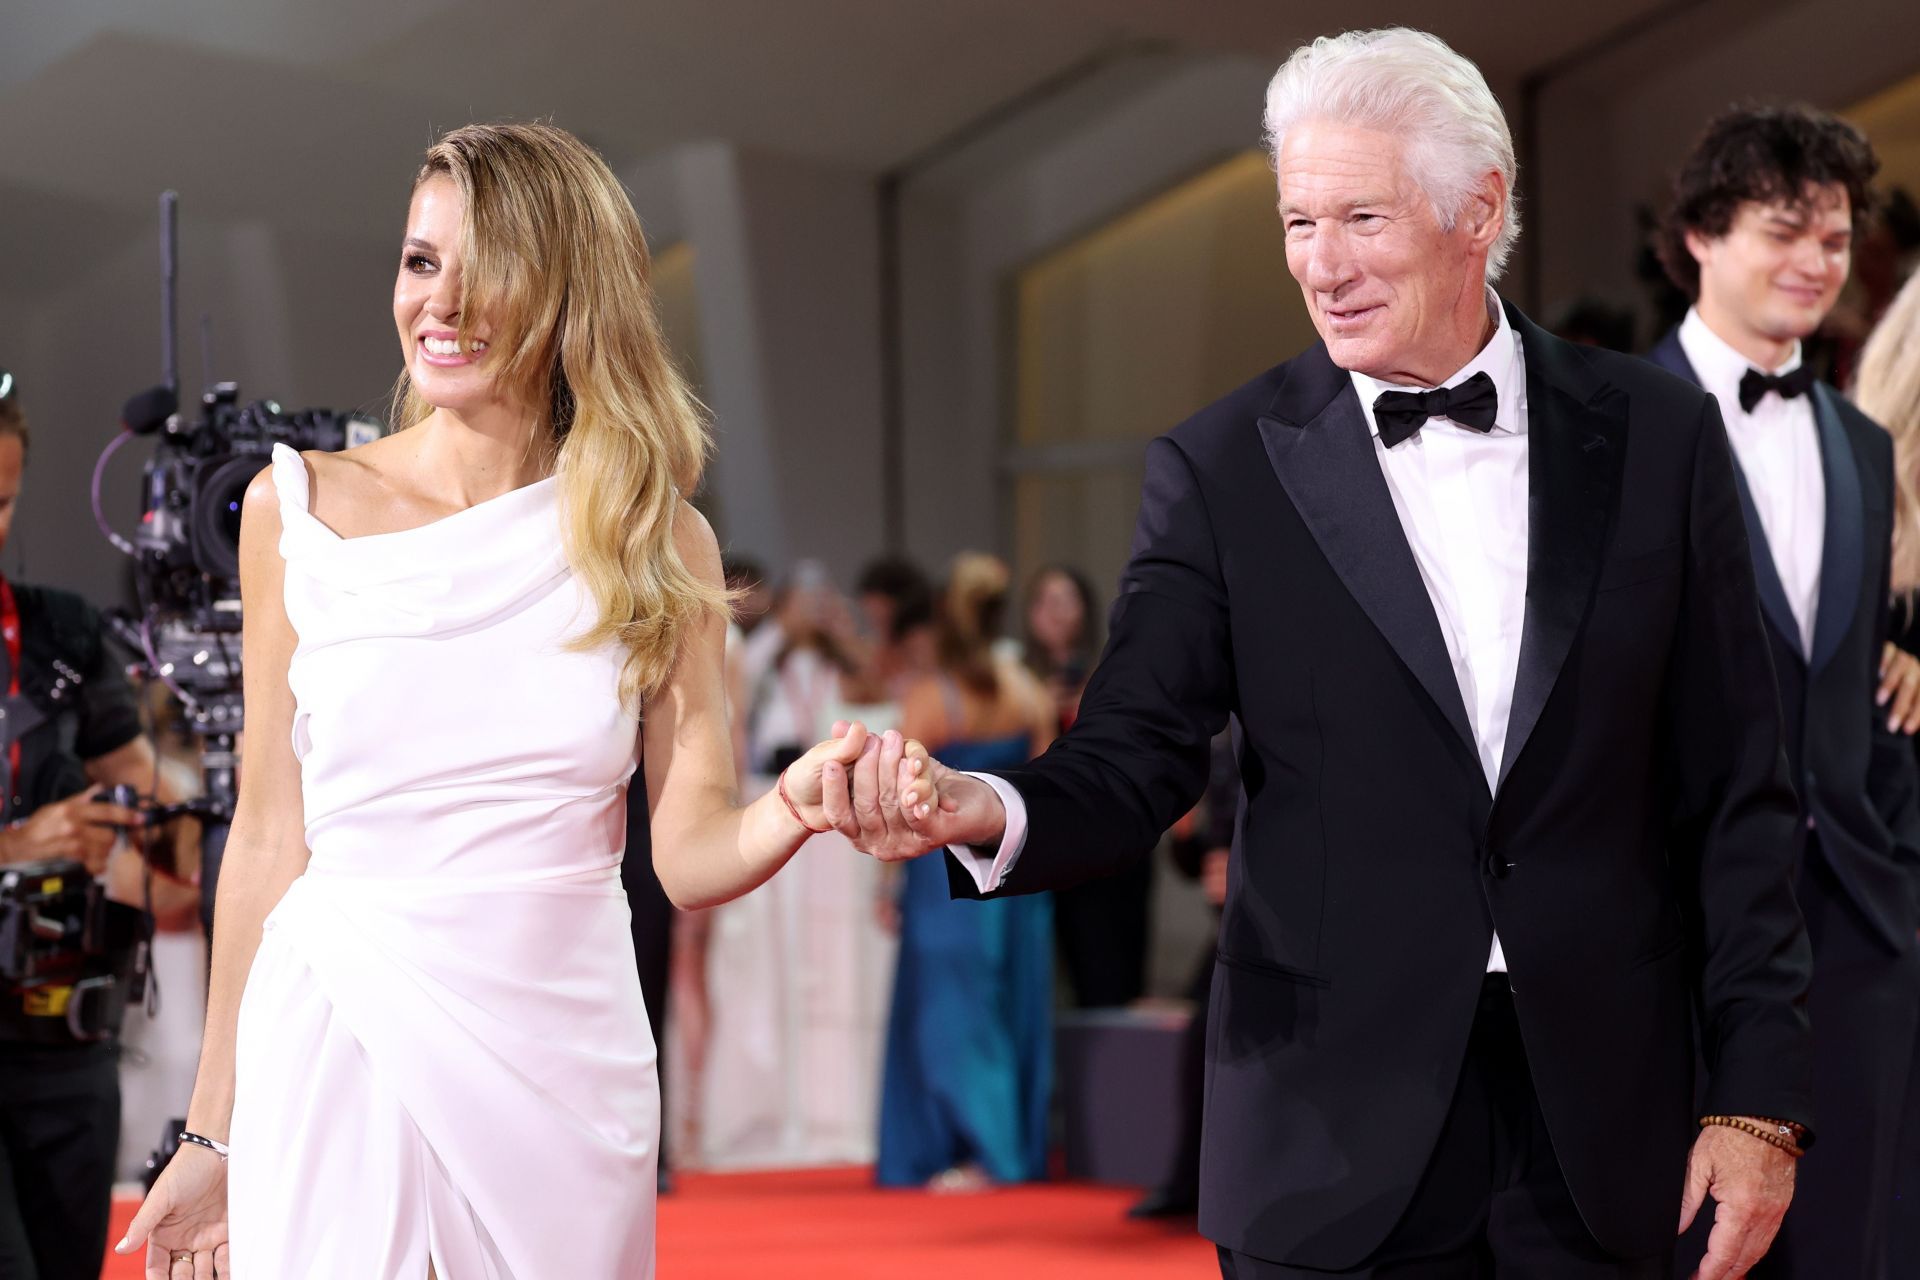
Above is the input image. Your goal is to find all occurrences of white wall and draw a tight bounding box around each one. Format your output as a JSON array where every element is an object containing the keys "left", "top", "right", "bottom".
[
  {"left": 667, "top": 144, "right": 889, "bottom": 582},
  {"left": 896, "top": 52, "right": 1276, "bottom": 569}
]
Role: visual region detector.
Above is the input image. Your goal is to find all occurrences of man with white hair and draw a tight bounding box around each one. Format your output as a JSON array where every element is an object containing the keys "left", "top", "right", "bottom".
[{"left": 832, "top": 27, "right": 1809, "bottom": 1278}]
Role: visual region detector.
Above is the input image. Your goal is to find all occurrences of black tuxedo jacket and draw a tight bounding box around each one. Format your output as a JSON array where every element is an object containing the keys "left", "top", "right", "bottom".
[
  {"left": 954, "top": 304, "right": 1813, "bottom": 1268},
  {"left": 1647, "top": 330, "right": 1920, "bottom": 950}
]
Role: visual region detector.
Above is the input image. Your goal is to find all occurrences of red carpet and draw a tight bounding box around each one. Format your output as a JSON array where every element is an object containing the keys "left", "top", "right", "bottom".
[{"left": 105, "top": 1167, "right": 1217, "bottom": 1277}]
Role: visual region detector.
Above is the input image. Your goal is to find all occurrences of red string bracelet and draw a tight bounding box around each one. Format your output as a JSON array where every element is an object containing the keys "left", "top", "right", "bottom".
[{"left": 777, "top": 768, "right": 833, "bottom": 835}]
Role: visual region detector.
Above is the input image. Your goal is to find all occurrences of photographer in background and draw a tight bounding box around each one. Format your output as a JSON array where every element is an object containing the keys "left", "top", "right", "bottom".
[{"left": 0, "top": 371, "right": 197, "bottom": 1280}]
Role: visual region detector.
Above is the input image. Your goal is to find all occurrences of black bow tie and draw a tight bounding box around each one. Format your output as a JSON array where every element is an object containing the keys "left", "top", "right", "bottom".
[
  {"left": 1737, "top": 364, "right": 1816, "bottom": 413},
  {"left": 1372, "top": 371, "right": 1499, "bottom": 449}
]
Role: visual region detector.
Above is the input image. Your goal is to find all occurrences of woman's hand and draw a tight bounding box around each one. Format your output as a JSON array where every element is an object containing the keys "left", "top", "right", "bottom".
[
  {"left": 1880, "top": 643, "right": 1920, "bottom": 734},
  {"left": 811, "top": 722, "right": 1009, "bottom": 861},
  {"left": 116, "top": 1146, "right": 230, "bottom": 1279},
  {"left": 777, "top": 722, "right": 872, "bottom": 833}
]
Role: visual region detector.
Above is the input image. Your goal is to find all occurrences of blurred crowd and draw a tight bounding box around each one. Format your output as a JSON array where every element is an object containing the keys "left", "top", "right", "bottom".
[{"left": 663, "top": 549, "right": 1178, "bottom": 1190}]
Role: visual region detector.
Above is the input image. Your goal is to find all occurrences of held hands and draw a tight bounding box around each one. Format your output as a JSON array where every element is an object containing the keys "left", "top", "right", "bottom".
[
  {"left": 116, "top": 1145, "right": 230, "bottom": 1279},
  {"left": 783, "top": 721, "right": 1006, "bottom": 860},
  {"left": 1678, "top": 1121, "right": 1797, "bottom": 1280}
]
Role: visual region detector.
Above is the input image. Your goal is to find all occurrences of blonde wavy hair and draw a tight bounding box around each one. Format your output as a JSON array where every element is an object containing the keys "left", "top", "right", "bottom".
[
  {"left": 1855, "top": 269, "right": 1920, "bottom": 595},
  {"left": 392, "top": 122, "right": 727, "bottom": 706},
  {"left": 938, "top": 553, "right": 1012, "bottom": 697}
]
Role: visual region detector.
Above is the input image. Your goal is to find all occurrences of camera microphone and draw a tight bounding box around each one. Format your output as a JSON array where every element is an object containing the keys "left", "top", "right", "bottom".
[{"left": 120, "top": 386, "right": 177, "bottom": 436}]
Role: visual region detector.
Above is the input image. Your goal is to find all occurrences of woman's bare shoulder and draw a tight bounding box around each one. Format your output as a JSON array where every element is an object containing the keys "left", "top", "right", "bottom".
[{"left": 299, "top": 435, "right": 410, "bottom": 531}]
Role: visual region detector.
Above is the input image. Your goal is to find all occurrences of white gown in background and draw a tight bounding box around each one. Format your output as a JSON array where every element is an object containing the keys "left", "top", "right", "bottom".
[
  {"left": 227, "top": 444, "right": 657, "bottom": 1278},
  {"left": 694, "top": 647, "right": 895, "bottom": 1169}
]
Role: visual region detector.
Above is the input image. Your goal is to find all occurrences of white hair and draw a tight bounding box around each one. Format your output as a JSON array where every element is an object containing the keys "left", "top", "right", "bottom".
[{"left": 1263, "top": 28, "right": 1520, "bottom": 280}]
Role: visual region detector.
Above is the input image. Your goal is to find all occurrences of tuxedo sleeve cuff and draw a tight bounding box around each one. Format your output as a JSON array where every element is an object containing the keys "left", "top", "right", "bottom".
[{"left": 944, "top": 773, "right": 1028, "bottom": 894}]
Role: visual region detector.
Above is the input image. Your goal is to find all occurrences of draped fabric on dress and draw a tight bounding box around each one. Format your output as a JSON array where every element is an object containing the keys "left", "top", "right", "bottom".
[{"left": 227, "top": 445, "right": 657, "bottom": 1279}]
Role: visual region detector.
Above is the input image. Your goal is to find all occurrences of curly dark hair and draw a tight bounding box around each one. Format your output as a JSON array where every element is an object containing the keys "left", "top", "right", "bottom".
[{"left": 1656, "top": 104, "right": 1879, "bottom": 299}]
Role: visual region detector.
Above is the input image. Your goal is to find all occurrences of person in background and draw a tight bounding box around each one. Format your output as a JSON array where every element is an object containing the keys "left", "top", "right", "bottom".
[
  {"left": 1852, "top": 263, "right": 1920, "bottom": 1269},
  {"left": 846, "top": 559, "right": 935, "bottom": 936},
  {"left": 110, "top": 681, "right": 209, "bottom": 1184},
  {"left": 877, "top": 552, "right": 1056, "bottom": 1191},
  {"left": 1021, "top": 566, "right": 1153, "bottom": 1008},
  {"left": 673, "top": 555, "right": 778, "bottom": 1169},
  {"left": 1649, "top": 103, "right": 1920, "bottom": 1279},
  {"left": 742, "top": 561, "right": 855, "bottom": 777},
  {"left": 848, "top": 557, "right": 937, "bottom": 707},
  {"left": 702, "top": 560, "right": 892, "bottom": 1169},
  {"left": 0, "top": 370, "right": 198, "bottom": 1280},
  {"left": 722, "top": 554, "right": 777, "bottom": 775},
  {"left": 1021, "top": 566, "right": 1098, "bottom": 725}
]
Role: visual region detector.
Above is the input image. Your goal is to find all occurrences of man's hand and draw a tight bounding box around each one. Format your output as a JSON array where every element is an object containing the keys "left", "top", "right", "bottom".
[
  {"left": 1679, "top": 1121, "right": 1797, "bottom": 1279},
  {"left": 0, "top": 786, "right": 145, "bottom": 874},
  {"left": 822, "top": 721, "right": 1008, "bottom": 861}
]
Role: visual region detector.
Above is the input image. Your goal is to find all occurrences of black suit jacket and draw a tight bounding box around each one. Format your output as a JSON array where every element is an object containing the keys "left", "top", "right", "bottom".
[
  {"left": 1646, "top": 330, "right": 1920, "bottom": 950},
  {"left": 954, "top": 304, "right": 1813, "bottom": 1268}
]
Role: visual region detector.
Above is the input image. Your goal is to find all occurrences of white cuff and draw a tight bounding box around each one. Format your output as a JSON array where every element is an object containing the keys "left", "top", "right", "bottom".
[{"left": 945, "top": 773, "right": 1029, "bottom": 894}]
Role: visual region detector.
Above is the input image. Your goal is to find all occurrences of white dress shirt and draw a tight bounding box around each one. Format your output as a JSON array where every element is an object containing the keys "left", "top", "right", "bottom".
[
  {"left": 1676, "top": 308, "right": 1824, "bottom": 655},
  {"left": 954, "top": 294, "right": 1531, "bottom": 973}
]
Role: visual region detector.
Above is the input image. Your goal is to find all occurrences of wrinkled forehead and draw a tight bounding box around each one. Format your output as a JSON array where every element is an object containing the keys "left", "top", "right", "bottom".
[{"left": 1274, "top": 123, "right": 1415, "bottom": 214}]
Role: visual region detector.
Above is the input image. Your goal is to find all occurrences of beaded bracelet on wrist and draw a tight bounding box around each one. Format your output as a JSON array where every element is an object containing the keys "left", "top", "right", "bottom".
[{"left": 1698, "top": 1114, "right": 1804, "bottom": 1158}]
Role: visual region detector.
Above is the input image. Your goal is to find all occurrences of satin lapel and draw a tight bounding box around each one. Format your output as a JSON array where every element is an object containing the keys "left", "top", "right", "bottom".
[
  {"left": 1254, "top": 357, "right": 1480, "bottom": 771},
  {"left": 1650, "top": 328, "right": 1805, "bottom": 660},
  {"left": 1808, "top": 384, "right": 1863, "bottom": 675},
  {"left": 1497, "top": 308, "right": 1627, "bottom": 790}
]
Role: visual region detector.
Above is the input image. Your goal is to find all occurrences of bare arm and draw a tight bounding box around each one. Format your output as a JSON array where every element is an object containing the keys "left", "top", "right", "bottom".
[
  {"left": 91, "top": 737, "right": 203, "bottom": 924},
  {"left": 181, "top": 469, "right": 313, "bottom": 1141},
  {"left": 645, "top": 504, "right": 869, "bottom": 909},
  {"left": 120, "top": 465, "right": 310, "bottom": 1269}
]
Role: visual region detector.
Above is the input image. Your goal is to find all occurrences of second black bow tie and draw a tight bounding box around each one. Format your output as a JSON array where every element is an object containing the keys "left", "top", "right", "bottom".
[
  {"left": 1737, "top": 364, "right": 1816, "bottom": 413},
  {"left": 1373, "top": 371, "right": 1499, "bottom": 449}
]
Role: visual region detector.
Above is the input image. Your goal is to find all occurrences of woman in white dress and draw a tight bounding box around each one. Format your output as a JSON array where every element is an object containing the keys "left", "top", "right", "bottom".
[{"left": 117, "top": 122, "right": 887, "bottom": 1280}]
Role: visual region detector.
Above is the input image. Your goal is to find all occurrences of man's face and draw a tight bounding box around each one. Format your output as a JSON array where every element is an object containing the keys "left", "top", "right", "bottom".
[
  {"left": 0, "top": 436, "right": 22, "bottom": 559},
  {"left": 1279, "top": 121, "right": 1492, "bottom": 385},
  {"left": 1688, "top": 187, "right": 1853, "bottom": 351}
]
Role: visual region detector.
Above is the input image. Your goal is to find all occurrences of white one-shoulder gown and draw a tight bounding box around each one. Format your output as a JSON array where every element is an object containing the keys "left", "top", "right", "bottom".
[{"left": 226, "top": 444, "right": 658, "bottom": 1278}]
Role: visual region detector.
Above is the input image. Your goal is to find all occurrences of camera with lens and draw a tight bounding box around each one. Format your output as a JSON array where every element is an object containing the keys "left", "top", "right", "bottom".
[
  {"left": 0, "top": 859, "right": 147, "bottom": 1042},
  {"left": 136, "top": 382, "right": 381, "bottom": 642},
  {"left": 114, "top": 382, "right": 381, "bottom": 757}
]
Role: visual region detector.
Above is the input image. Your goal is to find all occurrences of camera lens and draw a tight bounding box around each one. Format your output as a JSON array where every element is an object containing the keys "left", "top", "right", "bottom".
[{"left": 190, "top": 455, "right": 263, "bottom": 582}]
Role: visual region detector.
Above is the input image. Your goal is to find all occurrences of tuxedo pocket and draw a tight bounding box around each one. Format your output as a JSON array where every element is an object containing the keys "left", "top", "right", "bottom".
[
  {"left": 1215, "top": 949, "right": 1331, "bottom": 989},
  {"left": 1596, "top": 541, "right": 1682, "bottom": 593}
]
